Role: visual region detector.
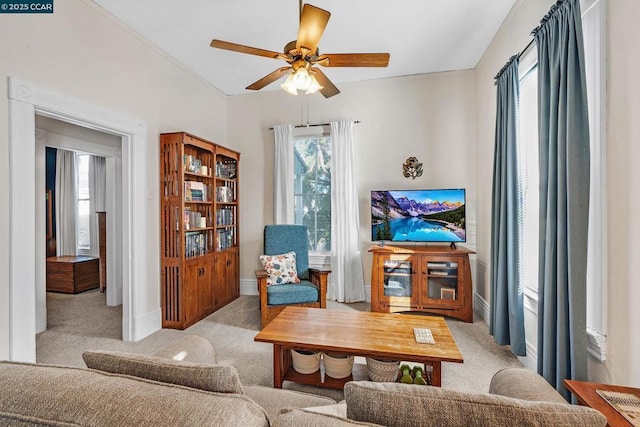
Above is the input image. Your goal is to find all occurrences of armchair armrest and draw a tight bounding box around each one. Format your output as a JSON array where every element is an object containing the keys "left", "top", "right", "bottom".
[
  {"left": 309, "top": 268, "right": 331, "bottom": 309},
  {"left": 255, "top": 269, "right": 269, "bottom": 304}
]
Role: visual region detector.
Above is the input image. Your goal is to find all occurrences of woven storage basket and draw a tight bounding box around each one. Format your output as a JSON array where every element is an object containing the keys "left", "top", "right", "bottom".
[
  {"left": 366, "top": 357, "right": 400, "bottom": 382},
  {"left": 291, "top": 350, "right": 321, "bottom": 374},
  {"left": 323, "top": 352, "right": 354, "bottom": 379}
]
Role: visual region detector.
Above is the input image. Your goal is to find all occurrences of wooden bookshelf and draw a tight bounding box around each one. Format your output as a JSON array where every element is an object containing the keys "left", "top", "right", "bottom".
[{"left": 160, "top": 132, "right": 240, "bottom": 329}]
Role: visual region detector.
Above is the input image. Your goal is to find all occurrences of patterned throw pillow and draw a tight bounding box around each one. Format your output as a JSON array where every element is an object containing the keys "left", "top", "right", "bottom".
[{"left": 259, "top": 251, "right": 300, "bottom": 286}]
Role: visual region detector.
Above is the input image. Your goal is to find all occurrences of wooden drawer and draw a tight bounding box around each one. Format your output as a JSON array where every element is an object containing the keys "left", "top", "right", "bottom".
[{"left": 46, "top": 256, "right": 100, "bottom": 294}]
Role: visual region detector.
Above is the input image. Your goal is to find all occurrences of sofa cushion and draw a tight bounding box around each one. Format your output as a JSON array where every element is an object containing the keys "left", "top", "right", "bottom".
[
  {"left": 344, "top": 381, "right": 607, "bottom": 427},
  {"left": 243, "top": 385, "right": 337, "bottom": 423},
  {"left": 303, "top": 401, "right": 348, "bottom": 417},
  {"left": 83, "top": 350, "right": 243, "bottom": 394},
  {"left": 151, "top": 334, "right": 217, "bottom": 364},
  {"left": 267, "top": 281, "right": 319, "bottom": 305},
  {"left": 489, "top": 367, "right": 567, "bottom": 403},
  {"left": 0, "top": 361, "right": 269, "bottom": 427},
  {"left": 273, "top": 408, "right": 380, "bottom": 427}
]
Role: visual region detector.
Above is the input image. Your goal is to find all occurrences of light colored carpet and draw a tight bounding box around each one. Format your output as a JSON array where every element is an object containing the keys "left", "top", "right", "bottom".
[{"left": 37, "top": 291, "right": 522, "bottom": 400}]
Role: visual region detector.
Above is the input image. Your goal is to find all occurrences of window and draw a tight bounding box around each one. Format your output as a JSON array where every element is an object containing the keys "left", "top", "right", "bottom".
[
  {"left": 76, "top": 153, "right": 91, "bottom": 254},
  {"left": 293, "top": 136, "right": 331, "bottom": 252},
  {"left": 517, "top": 52, "right": 539, "bottom": 305},
  {"left": 582, "top": 0, "right": 607, "bottom": 360}
]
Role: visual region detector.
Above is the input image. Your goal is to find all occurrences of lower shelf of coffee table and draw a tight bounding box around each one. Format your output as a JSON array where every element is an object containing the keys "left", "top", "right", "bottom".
[{"left": 284, "top": 363, "right": 370, "bottom": 390}]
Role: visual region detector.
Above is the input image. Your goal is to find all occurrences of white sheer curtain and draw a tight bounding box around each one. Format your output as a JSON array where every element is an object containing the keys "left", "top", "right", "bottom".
[
  {"left": 89, "top": 155, "right": 106, "bottom": 257},
  {"left": 55, "top": 149, "right": 77, "bottom": 256},
  {"left": 273, "top": 125, "right": 295, "bottom": 224},
  {"left": 329, "top": 120, "right": 365, "bottom": 302}
]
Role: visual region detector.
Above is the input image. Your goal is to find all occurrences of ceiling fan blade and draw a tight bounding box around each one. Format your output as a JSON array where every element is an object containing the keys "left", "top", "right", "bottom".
[
  {"left": 311, "top": 68, "right": 340, "bottom": 98},
  {"left": 210, "top": 39, "right": 282, "bottom": 60},
  {"left": 296, "top": 4, "right": 331, "bottom": 54},
  {"left": 246, "top": 67, "right": 291, "bottom": 91},
  {"left": 316, "top": 53, "right": 390, "bottom": 67}
]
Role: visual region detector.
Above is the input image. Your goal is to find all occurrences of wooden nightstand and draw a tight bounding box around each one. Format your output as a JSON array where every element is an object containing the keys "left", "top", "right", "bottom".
[{"left": 565, "top": 379, "right": 640, "bottom": 427}]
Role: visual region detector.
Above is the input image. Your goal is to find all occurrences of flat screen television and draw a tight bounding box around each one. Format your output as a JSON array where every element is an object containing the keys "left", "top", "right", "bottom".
[{"left": 371, "top": 189, "right": 466, "bottom": 243}]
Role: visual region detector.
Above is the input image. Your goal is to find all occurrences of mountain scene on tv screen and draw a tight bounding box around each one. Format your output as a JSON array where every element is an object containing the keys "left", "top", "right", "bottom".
[{"left": 371, "top": 190, "right": 465, "bottom": 242}]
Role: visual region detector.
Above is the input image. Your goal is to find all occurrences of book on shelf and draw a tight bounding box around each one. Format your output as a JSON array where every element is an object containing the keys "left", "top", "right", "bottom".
[
  {"left": 185, "top": 231, "right": 208, "bottom": 258},
  {"left": 216, "top": 207, "right": 234, "bottom": 226},
  {"left": 185, "top": 180, "right": 208, "bottom": 202},
  {"left": 184, "top": 208, "right": 206, "bottom": 230},
  {"left": 427, "top": 262, "right": 458, "bottom": 268},
  {"left": 216, "top": 186, "right": 234, "bottom": 203},
  {"left": 216, "top": 228, "right": 234, "bottom": 251},
  {"left": 184, "top": 155, "right": 202, "bottom": 174},
  {"left": 216, "top": 160, "right": 237, "bottom": 179}
]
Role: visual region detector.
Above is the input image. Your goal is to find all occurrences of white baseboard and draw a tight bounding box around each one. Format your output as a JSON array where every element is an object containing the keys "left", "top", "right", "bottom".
[
  {"left": 240, "top": 278, "right": 258, "bottom": 296},
  {"left": 518, "top": 340, "right": 538, "bottom": 371},
  {"left": 133, "top": 308, "right": 162, "bottom": 342},
  {"left": 474, "top": 292, "right": 490, "bottom": 323}
]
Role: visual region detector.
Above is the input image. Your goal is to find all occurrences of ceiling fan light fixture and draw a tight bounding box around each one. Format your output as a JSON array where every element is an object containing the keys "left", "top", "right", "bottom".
[
  {"left": 281, "top": 73, "right": 299, "bottom": 95},
  {"left": 280, "top": 66, "right": 323, "bottom": 95},
  {"left": 305, "top": 74, "right": 323, "bottom": 94}
]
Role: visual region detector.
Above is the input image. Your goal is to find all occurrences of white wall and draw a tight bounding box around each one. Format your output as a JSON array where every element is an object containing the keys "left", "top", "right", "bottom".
[
  {"left": 228, "top": 71, "right": 477, "bottom": 295},
  {"left": 474, "top": 0, "right": 554, "bottom": 318},
  {"left": 475, "top": 0, "right": 640, "bottom": 386},
  {"left": 605, "top": 0, "right": 640, "bottom": 387},
  {"left": 0, "top": 0, "right": 228, "bottom": 358}
]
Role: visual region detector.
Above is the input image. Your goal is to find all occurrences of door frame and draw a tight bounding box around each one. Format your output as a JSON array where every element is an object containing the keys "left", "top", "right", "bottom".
[{"left": 7, "top": 76, "right": 154, "bottom": 361}]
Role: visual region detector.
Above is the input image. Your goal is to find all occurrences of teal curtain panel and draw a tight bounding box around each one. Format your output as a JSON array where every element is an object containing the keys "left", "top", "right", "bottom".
[
  {"left": 534, "top": 0, "right": 591, "bottom": 400},
  {"left": 490, "top": 55, "right": 526, "bottom": 357}
]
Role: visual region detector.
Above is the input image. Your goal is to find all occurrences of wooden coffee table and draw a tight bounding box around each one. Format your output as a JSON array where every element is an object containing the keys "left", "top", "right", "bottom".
[{"left": 254, "top": 306, "right": 463, "bottom": 389}]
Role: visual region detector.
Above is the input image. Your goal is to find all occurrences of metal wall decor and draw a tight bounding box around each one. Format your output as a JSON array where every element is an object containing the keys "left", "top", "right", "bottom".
[{"left": 402, "top": 157, "right": 423, "bottom": 179}]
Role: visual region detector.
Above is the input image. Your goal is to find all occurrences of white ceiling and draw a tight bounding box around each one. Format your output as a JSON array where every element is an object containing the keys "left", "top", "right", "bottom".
[{"left": 91, "top": 0, "right": 517, "bottom": 96}]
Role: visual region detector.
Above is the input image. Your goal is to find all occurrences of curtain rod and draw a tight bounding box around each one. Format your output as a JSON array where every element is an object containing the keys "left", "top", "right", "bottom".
[
  {"left": 518, "top": 38, "right": 535, "bottom": 59},
  {"left": 495, "top": 38, "right": 536, "bottom": 81},
  {"left": 269, "top": 121, "right": 360, "bottom": 130}
]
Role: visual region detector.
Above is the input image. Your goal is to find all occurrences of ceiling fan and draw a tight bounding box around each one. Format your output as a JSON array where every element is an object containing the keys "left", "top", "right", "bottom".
[{"left": 210, "top": 2, "right": 390, "bottom": 98}]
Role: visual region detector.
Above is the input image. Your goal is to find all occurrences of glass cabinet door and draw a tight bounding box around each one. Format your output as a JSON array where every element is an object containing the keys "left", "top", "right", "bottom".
[
  {"left": 379, "top": 255, "right": 416, "bottom": 304},
  {"left": 423, "top": 258, "right": 462, "bottom": 305}
]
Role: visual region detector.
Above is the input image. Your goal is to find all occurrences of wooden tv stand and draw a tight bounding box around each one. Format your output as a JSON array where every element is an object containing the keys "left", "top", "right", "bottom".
[{"left": 369, "top": 245, "right": 475, "bottom": 322}]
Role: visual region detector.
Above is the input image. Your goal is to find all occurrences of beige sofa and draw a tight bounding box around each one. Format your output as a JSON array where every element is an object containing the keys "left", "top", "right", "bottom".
[{"left": 0, "top": 335, "right": 607, "bottom": 426}]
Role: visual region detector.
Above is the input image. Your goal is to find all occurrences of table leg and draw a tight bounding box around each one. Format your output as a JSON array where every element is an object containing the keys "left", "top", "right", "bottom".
[
  {"left": 431, "top": 362, "right": 442, "bottom": 387},
  {"left": 273, "top": 344, "right": 284, "bottom": 388}
]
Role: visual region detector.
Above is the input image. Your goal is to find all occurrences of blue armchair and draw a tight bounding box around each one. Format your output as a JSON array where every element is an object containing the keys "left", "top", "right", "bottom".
[{"left": 256, "top": 225, "right": 330, "bottom": 328}]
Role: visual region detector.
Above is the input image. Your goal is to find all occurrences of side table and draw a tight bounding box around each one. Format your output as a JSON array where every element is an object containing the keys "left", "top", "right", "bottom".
[{"left": 565, "top": 379, "right": 640, "bottom": 427}]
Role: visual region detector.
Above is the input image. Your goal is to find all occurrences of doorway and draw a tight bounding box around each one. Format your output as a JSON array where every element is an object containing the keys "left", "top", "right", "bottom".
[
  {"left": 7, "top": 77, "right": 155, "bottom": 362},
  {"left": 36, "top": 115, "right": 123, "bottom": 336}
]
